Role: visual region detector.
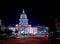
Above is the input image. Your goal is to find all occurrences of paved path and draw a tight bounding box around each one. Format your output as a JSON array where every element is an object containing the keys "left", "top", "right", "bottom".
[{"left": 0, "top": 37, "right": 49, "bottom": 44}]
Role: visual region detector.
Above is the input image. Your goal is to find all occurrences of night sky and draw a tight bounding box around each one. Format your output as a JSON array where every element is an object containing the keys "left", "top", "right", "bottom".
[{"left": 0, "top": 0, "right": 58, "bottom": 28}]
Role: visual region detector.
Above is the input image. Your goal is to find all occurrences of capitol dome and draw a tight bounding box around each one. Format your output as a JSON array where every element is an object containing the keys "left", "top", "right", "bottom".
[{"left": 20, "top": 9, "right": 27, "bottom": 19}]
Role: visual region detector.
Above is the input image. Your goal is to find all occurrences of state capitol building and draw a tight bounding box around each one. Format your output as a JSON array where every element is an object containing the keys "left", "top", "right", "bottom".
[{"left": 0, "top": 9, "right": 49, "bottom": 37}]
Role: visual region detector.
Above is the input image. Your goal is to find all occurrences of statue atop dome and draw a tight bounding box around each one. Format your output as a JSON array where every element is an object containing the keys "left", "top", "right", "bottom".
[{"left": 23, "top": 9, "right": 25, "bottom": 13}]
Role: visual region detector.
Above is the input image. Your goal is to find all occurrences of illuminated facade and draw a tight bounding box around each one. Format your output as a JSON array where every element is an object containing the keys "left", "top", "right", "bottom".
[
  {"left": 15, "top": 9, "right": 49, "bottom": 37},
  {"left": 15, "top": 9, "right": 38, "bottom": 36}
]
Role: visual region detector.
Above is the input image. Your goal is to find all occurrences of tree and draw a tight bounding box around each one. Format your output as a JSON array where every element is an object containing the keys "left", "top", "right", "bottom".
[{"left": 4, "top": 27, "right": 13, "bottom": 36}]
